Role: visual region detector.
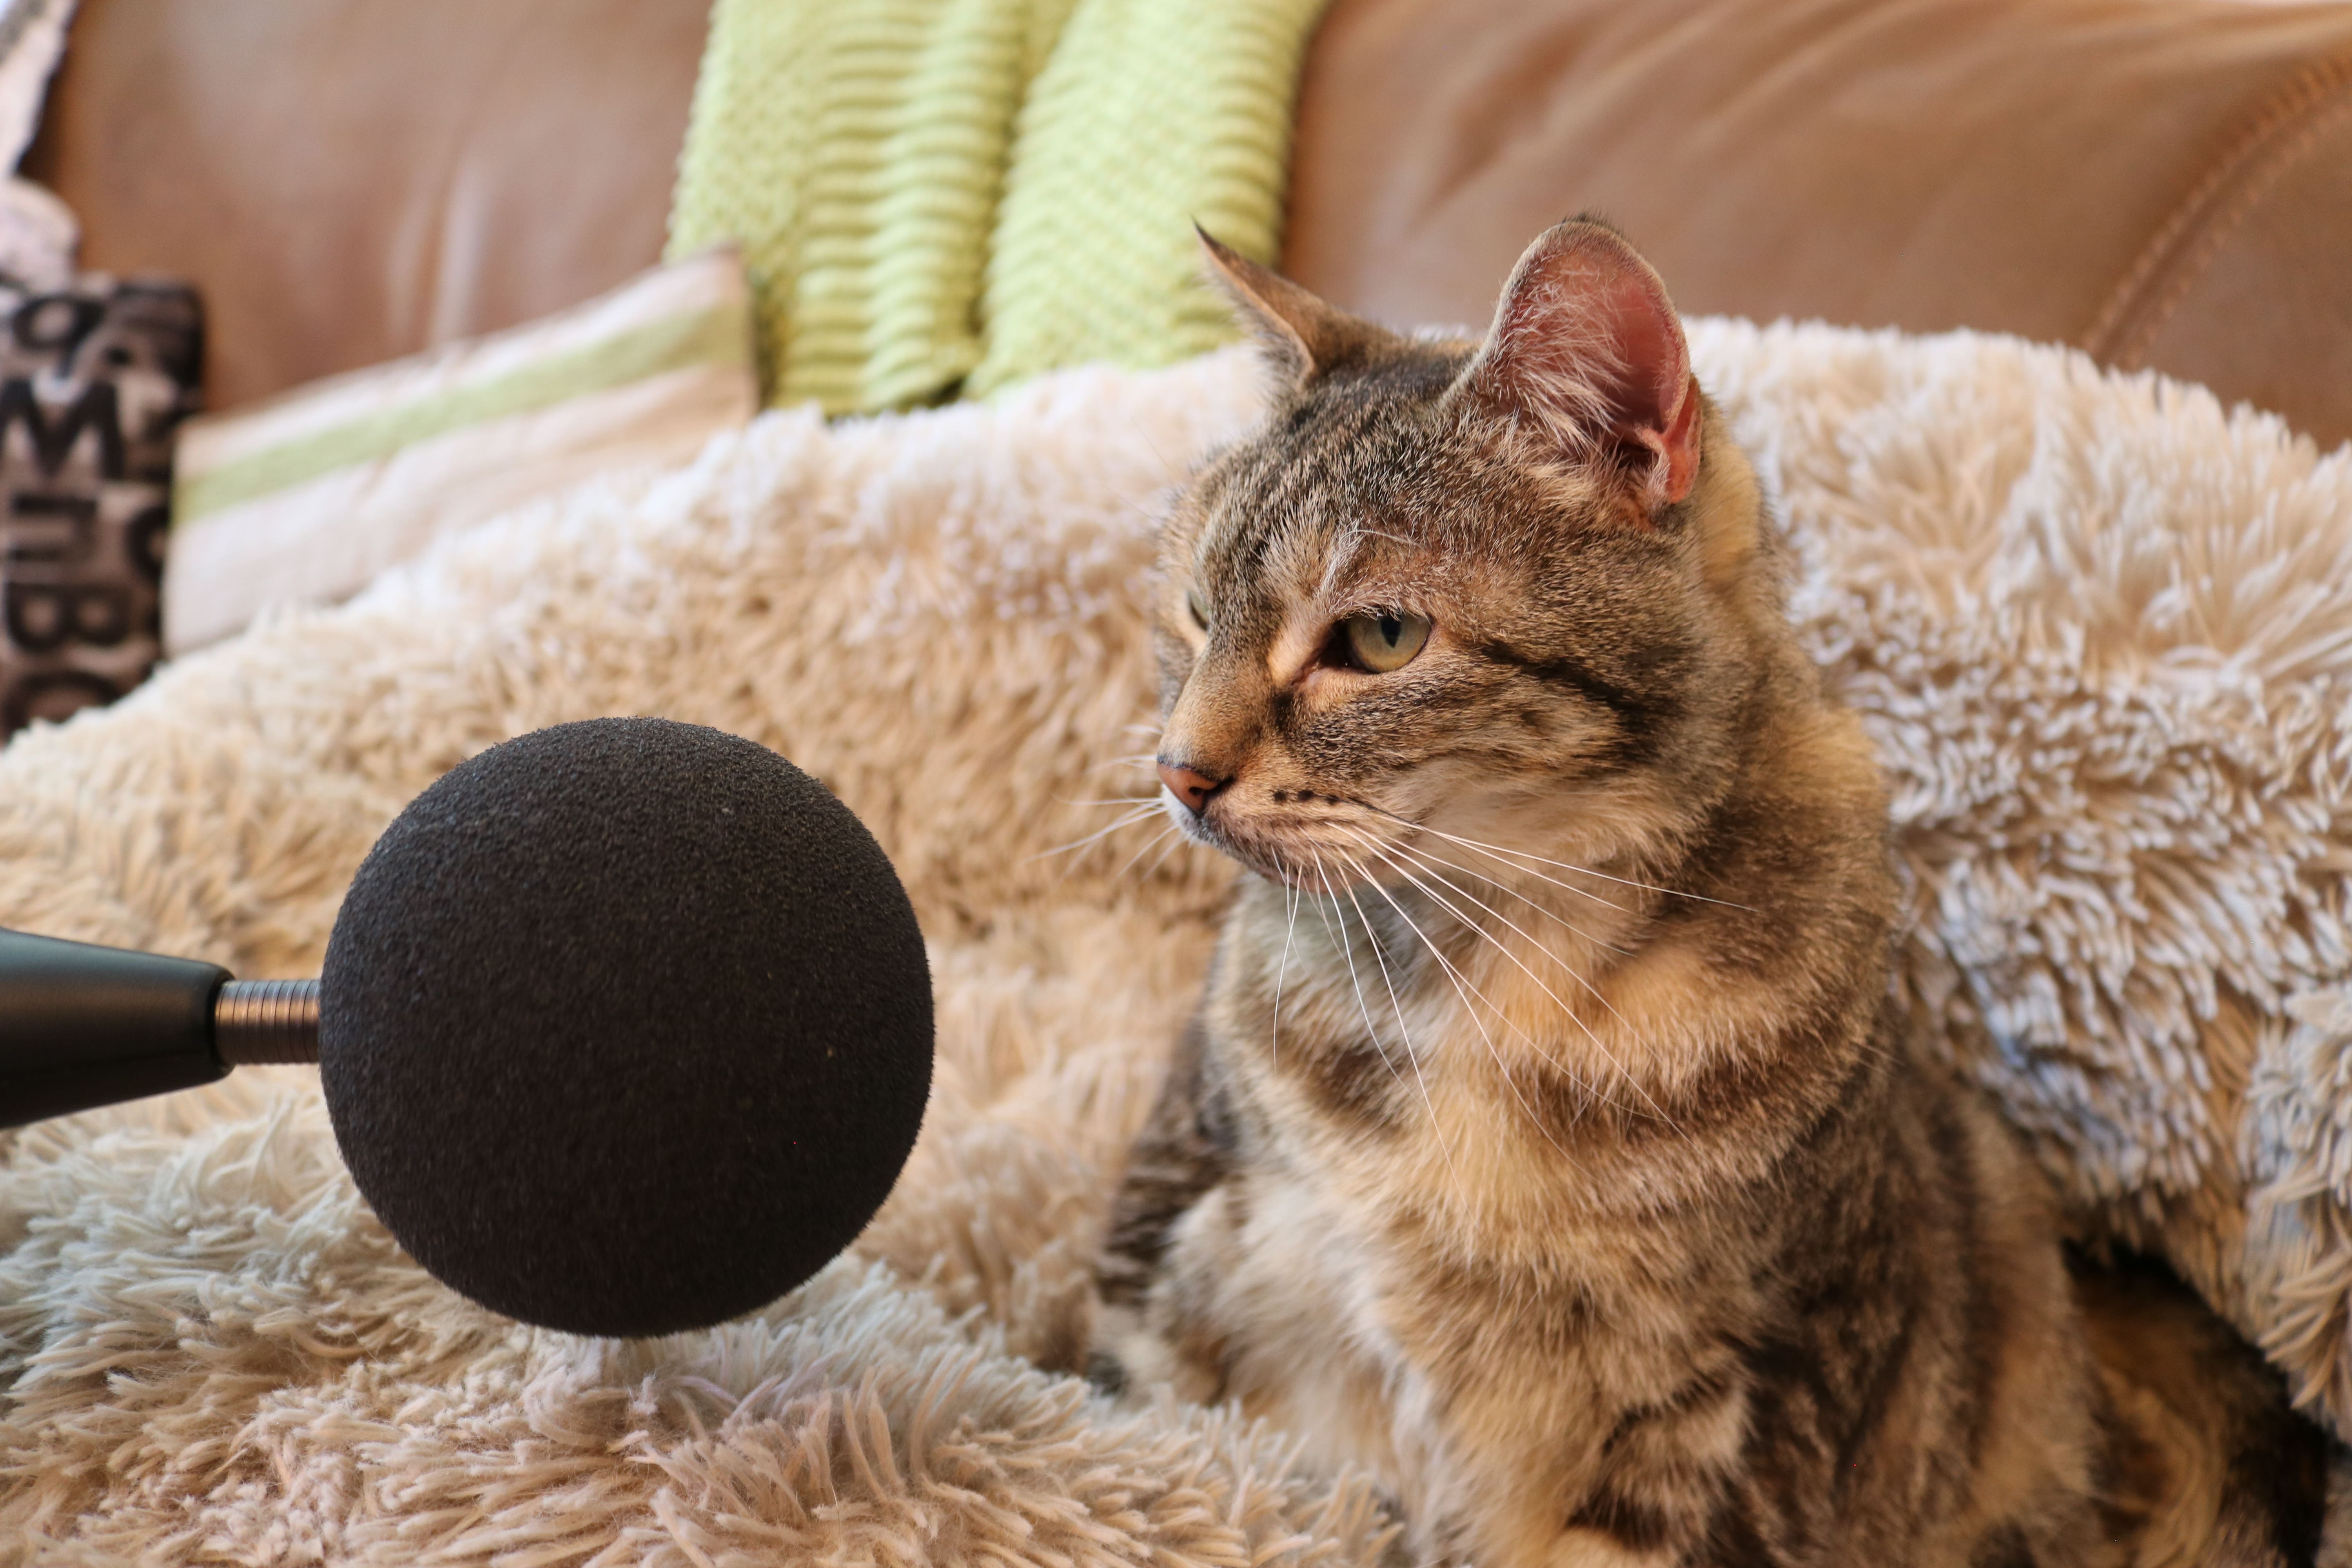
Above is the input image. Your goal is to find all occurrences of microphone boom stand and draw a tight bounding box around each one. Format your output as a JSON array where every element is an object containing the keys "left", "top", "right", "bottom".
[{"left": 1, "top": 927, "right": 319, "bottom": 1128}]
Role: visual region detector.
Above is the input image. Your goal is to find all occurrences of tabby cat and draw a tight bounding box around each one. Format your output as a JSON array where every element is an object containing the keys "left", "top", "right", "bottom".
[{"left": 1089, "top": 220, "right": 2325, "bottom": 1566}]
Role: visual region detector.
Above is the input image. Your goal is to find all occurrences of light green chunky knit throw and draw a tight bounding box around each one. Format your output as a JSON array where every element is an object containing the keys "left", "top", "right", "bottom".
[{"left": 666, "top": 0, "right": 1330, "bottom": 414}]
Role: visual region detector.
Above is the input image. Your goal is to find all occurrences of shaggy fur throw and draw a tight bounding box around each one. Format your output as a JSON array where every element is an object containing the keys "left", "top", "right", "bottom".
[{"left": 0, "top": 323, "right": 2347, "bottom": 1561}]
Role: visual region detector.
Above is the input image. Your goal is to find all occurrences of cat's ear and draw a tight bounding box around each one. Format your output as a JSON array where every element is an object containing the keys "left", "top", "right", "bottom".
[
  {"left": 1459, "top": 218, "right": 1702, "bottom": 512},
  {"left": 1197, "top": 225, "right": 1358, "bottom": 388}
]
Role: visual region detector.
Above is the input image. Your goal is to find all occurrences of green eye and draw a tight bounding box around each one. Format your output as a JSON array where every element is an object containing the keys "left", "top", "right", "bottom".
[
  {"left": 1186, "top": 586, "right": 1210, "bottom": 630},
  {"left": 1342, "top": 611, "right": 1430, "bottom": 673}
]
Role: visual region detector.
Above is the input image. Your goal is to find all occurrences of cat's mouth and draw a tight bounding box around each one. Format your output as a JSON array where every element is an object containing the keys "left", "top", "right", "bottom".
[{"left": 1161, "top": 787, "right": 1405, "bottom": 893}]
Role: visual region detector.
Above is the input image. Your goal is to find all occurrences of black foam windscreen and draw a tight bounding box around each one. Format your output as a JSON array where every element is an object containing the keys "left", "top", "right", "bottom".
[{"left": 320, "top": 719, "right": 932, "bottom": 1338}]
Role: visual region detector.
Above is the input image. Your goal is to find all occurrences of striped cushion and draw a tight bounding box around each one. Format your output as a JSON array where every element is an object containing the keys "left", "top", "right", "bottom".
[{"left": 163, "top": 247, "right": 756, "bottom": 654}]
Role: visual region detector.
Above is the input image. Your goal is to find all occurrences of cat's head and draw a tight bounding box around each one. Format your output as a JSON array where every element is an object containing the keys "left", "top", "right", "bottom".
[{"left": 1153, "top": 218, "right": 1800, "bottom": 893}]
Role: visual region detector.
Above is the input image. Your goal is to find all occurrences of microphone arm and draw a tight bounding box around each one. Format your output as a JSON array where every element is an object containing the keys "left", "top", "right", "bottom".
[{"left": 0, "top": 928, "right": 320, "bottom": 1129}]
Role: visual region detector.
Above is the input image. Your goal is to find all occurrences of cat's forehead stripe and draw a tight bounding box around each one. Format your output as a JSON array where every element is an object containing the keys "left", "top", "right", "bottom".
[{"left": 1198, "top": 387, "right": 1428, "bottom": 603}]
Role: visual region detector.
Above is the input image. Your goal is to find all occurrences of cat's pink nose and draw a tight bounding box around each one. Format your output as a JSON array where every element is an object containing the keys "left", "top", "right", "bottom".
[{"left": 1157, "top": 760, "right": 1227, "bottom": 814}]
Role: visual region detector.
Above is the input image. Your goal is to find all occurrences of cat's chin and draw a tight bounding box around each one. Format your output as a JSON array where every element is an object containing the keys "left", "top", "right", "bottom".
[
  {"left": 1161, "top": 800, "right": 1306, "bottom": 889},
  {"left": 1240, "top": 854, "right": 1339, "bottom": 894},
  {"left": 1191, "top": 819, "right": 1390, "bottom": 897}
]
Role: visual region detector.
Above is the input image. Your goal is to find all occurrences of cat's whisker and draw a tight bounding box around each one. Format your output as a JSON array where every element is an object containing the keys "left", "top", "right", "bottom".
[
  {"left": 1348, "top": 802, "right": 1632, "bottom": 913},
  {"left": 1386, "top": 841, "right": 1638, "bottom": 960},
  {"left": 1303, "top": 852, "right": 1345, "bottom": 950},
  {"left": 1054, "top": 795, "right": 1163, "bottom": 809},
  {"left": 1345, "top": 833, "right": 1633, "bottom": 1125},
  {"left": 1430, "top": 837, "right": 1664, "bottom": 924},
  {"left": 1399, "top": 863, "right": 1687, "bottom": 1136},
  {"left": 1398, "top": 822, "right": 1637, "bottom": 918},
  {"left": 1269, "top": 860, "right": 1303, "bottom": 1070},
  {"left": 1089, "top": 750, "right": 1163, "bottom": 776},
  {"left": 1111, "top": 822, "right": 1182, "bottom": 884},
  {"left": 1333, "top": 849, "right": 1461, "bottom": 1180},
  {"left": 1360, "top": 801, "right": 1754, "bottom": 912},
  {"left": 1141, "top": 828, "right": 1191, "bottom": 880},
  {"left": 1444, "top": 831, "right": 1753, "bottom": 913},
  {"left": 1027, "top": 804, "right": 1165, "bottom": 863},
  {"left": 1339, "top": 847, "right": 1588, "bottom": 1168},
  {"left": 1383, "top": 832, "right": 1684, "bottom": 1091},
  {"left": 1312, "top": 851, "right": 1413, "bottom": 1097},
  {"left": 1341, "top": 828, "right": 1686, "bottom": 1140}
]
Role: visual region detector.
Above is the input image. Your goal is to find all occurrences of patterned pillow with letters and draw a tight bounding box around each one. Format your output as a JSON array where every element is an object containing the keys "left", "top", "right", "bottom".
[{"left": 0, "top": 276, "right": 201, "bottom": 737}]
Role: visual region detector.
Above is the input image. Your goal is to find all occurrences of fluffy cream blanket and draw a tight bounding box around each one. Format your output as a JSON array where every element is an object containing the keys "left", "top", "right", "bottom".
[{"left": 1, "top": 324, "right": 2347, "bottom": 1561}]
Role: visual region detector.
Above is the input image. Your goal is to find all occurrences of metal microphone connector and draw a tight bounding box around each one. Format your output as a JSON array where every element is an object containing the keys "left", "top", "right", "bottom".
[{"left": 214, "top": 978, "right": 321, "bottom": 1065}]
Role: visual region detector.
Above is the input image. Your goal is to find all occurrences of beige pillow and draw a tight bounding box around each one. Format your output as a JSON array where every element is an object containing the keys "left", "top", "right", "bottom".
[{"left": 162, "top": 246, "right": 756, "bottom": 654}]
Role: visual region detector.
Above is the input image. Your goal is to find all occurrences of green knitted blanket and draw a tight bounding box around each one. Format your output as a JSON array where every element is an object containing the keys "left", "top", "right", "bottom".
[{"left": 666, "top": 0, "right": 1331, "bottom": 414}]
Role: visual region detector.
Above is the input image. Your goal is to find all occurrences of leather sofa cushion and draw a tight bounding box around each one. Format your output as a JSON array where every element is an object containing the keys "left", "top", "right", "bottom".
[
  {"left": 24, "top": 0, "right": 709, "bottom": 414},
  {"left": 26, "top": 0, "right": 2352, "bottom": 450},
  {"left": 1285, "top": 0, "right": 2352, "bottom": 450}
]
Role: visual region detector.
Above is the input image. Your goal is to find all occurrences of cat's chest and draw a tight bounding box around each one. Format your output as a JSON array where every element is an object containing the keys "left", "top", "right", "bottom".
[
  {"left": 1210, "top": 924, "right": 1633, "bottom": 1233},
  {"left": 1174, "top": 1166, "right": 1421, "bottom": 1483},
  {"left": 1189, "top": 1138, "right": 1731, "bottom": 1553}
]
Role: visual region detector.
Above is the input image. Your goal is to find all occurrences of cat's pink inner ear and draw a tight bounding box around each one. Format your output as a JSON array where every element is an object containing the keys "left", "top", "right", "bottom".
[{"left": 1472, "top": 224, "right": 1703, "bottom": 509}]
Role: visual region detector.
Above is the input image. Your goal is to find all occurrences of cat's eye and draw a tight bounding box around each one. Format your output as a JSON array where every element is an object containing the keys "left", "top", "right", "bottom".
[
  {"left": 1341, "top": 611, "right": 1430, "bottom": 673},
  {"left": 1185, "top": 586, "right": 1210, "bottom": 630}
]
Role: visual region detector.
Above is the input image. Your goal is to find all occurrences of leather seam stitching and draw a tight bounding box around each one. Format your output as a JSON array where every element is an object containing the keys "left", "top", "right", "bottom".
[{"left": 2080, "top": 50, "right": 2352, "bottom": 370}]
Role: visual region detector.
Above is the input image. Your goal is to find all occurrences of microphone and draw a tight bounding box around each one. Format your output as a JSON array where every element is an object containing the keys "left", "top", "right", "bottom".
[
  {"left": 0, "top": 935, "right": 319, "bottom": 1127},
  {"left": 0, "top": 718, "right": 935, "bottom": 1339}
]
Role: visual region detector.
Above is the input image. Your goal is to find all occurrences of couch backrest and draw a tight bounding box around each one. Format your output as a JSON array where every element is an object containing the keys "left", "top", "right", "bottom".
[
  {"left": 28, "top": 0, "right": 2352, "bottom": 451},
  {"left": 1286, "top": 0, "right": 2352, "bottom": 449},
  {"left": 24, "top": 0, "right": 708, "bottom": 413}
]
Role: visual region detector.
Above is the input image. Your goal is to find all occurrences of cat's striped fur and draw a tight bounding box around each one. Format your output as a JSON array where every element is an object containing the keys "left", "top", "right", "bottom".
[{"left": 1089, "top": 221, "right": 2325, "bottom": 1566}]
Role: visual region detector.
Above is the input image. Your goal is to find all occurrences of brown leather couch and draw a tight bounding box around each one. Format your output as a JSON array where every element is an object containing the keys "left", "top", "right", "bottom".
[{"left": 28, "top": 0, "right": 2352, "bottom": 448}]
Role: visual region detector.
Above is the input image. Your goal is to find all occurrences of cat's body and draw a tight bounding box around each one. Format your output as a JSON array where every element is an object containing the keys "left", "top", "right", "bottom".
[{"left": 1090, "top": 221, "right": 2324, "bottom": 1567}]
